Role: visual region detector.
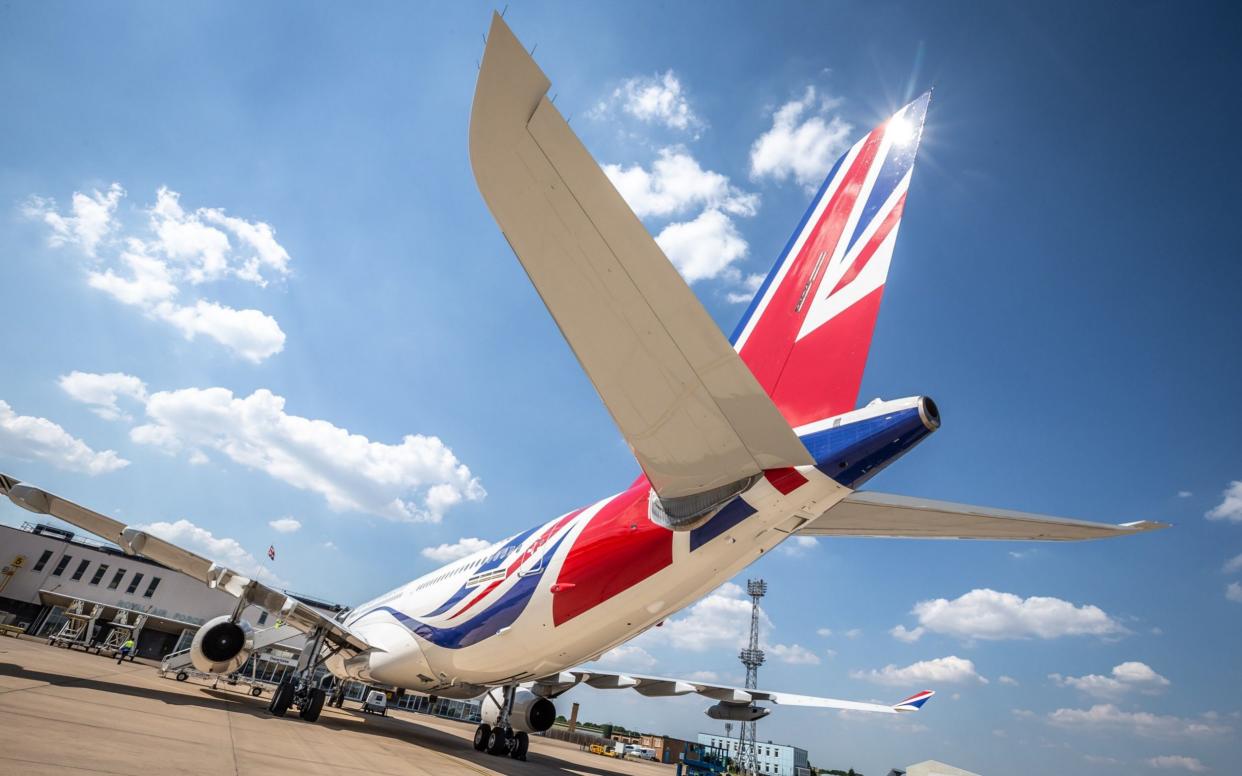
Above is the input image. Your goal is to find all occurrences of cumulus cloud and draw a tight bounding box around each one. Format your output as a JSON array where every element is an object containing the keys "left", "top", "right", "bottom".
[
  {"left": 816, "top": 627, "right": 833, "bottom": 637},
  {"left": 23, "top": 183, "right": 124, "bottom": 256},
  {"left": 1048, "top": 704, "right": 1230, "bottom": 738},
  {"left": 654, "top": 209, "right": 751, "bottom": 284},
  {"left": 1177, "top": 490, "right": 1193, "bottom": 498},
  {"left": 142, "top": 518, "right": 286, "bottom": 586},
  {"left": 779, "top": 534, "right": 819, "bottom": 557},
  {"left": 750, "top": 86, "right": 853, "bottom": 189},
  {"left": 767, "top": 643, "right": 821, "bottom": 665},
  {"left": 129, "top": 386, "right": 484, "bottom": 522},
  {"left": 1223, "top": 553, "right": 1242, "bottom": 574},
  {"left": 25, "top": 184, "right": 290, "bottom": 362},
  {"left": 725, "top": 272, "right": 766, "bottom": 305},
  {"left": 0, "top": 399, "right": 128, "bottom": 475},
  {"left": 1206, "top": 481, "right": 1242, "bottom": 522},
  {"left": 890, "top": 625, "right": 925, "bottom": 643},
  {"left": 896, "top": 588, "right": 1126, "bottom": 642},
  {"left": 998, "top": 675, "right": 1020, "bottom": 686},
  {"left": 421, "top": 537, "right": 492, "bottom": 562},
  {"left": 594, "top": 71, "right": 702, "bottom": 133},
  {"left": 267, "top": 517, "right": 302, "bottom": 534},
  {"left": 595, "top": 644, "right": 659, "bottom": 671},
  {"left": 851, "top": 656, "right": 987, "bottom": 686},
  {"left": 58, "top": 371, "right": 148, "bottom": 421},
  {"left": 1147, "top": 755, "right": 1208, "bottom": 772},
  {"left": 1227, "top": 582, "right": 1242, "bottom": 603},
  {"left": 1050, "top": 662, "right": 1171, "bottom": 698},
  {"left": 604, "top": 148, "right": 757, "bottom": 219}
]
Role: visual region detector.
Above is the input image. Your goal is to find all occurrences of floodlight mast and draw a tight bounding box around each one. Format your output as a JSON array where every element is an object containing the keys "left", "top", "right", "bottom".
[{"left": 737, "top": 579, "right": 767, "bottom": 775}]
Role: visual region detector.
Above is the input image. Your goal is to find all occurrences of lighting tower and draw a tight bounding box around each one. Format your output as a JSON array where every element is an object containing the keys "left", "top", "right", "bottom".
[{"left": 737, "top": 578, "right": 766, "bottom": 776}]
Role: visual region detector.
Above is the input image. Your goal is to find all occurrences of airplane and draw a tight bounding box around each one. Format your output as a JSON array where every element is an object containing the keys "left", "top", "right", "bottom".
[{"left": 0, "top": 13, "right": 1167, "bottom": 763}]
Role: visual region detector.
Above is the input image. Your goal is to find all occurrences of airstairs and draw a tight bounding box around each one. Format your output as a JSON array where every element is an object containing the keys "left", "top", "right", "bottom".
[
  {"left": 98, "top": 609, "right": 147, "bottom": 659},
  {"left": 48, "top": 599, "right": 102, "bottom": 650}
]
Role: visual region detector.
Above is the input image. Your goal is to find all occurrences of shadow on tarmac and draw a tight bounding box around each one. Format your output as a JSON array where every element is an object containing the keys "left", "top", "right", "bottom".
[{"left": 0, "top": 660, "right": 639, "bottom": 776}]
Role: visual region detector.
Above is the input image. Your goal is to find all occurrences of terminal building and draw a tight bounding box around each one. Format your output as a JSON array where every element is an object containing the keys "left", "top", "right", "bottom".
[{"left": 697, "top": 732, "right": 810, "bottom": 776}]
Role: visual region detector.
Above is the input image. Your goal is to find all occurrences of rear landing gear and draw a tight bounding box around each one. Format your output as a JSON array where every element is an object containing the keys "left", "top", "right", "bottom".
[
  {"left": 476, "top": 686, "right": 530, "bottom": 760},
  {"left": 472, "top": 723, "right": 491, "bottom": 752}
]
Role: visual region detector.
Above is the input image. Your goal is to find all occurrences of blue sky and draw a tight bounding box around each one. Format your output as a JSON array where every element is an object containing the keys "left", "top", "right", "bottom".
[{"left": 2, "top": 1, "right": 1241, "bottom": 773}]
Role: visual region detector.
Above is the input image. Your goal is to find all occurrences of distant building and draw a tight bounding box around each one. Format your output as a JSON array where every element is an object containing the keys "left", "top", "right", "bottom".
[
  {"left": 697, "top": 732, "right": 811, "bottom": 776},
  {"left": 638, "top": 733, "right": 689, "bottom": 764},
  {"left": 0, "top": 521, "right": 292, "bottom": 659},
  {"left": 889, "top": 760, "right": 982, "bottom": 776}
]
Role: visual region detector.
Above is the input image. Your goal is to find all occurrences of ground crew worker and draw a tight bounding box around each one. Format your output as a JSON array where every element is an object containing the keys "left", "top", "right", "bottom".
[{"left": 117, "top": 637, "right": 135, "bottom": 664}]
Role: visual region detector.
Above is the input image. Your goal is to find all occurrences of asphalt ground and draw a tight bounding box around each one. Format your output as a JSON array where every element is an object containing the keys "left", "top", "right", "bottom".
[{"left": 0, "top": 635, "right": 673, "bottom": 776}]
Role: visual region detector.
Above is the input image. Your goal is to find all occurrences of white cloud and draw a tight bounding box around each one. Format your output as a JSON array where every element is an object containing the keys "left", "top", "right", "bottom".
[
  {"left": 1223, "top": 553, "right": 1242, "bottom": 574},
  {"left": 750, "top": 87, "right": 853, "bottom": 189},
  {"left": 1147, "top": 755, "right": 1208, "bottom": 772},
  {"left": 1085, "top": 755, "right": 1121, "bottom": 765},
  {"left": 899, "top": 588, "right": 1126, "bottom": 641},
  {"left": 153, "top": 299, "right": 285, "bottom": 363},
  {"left": 26, "top": 184, "right": 290, "bottom": 362},
  {"left": 421, "top": 537, "right": 492, "bottom": 562},
  {"left": 767, "top": 643, "right": 821, "bottom": 665},
  {"left": 998, "top": 675, "right": 1020, "bottom": 686},
  {"left": 142, "top": 518, "right": 286, "bottom": 586},
  {"left": 1177, "top": 490, "right": 1193, "bottom": 498},
  {"left": 594, "top": 644, "right": 659, "bottom": 671},
  {"left": 779, "top": 535, "right": 819, "bottom": 557},
  {"left": 0, "top": 399, "right": 128, "bottom": 475},
  {"left": 1207, "top": 481, "right": 1242, "bottom": 522},
  {"left": 652, "top": 582, "right": 764, "bottom": 652},
  {"left": 1050, "top": 661, "right": 1170, "bottom": 698},
  {"left": 321, "top": 541, "right": 337, "bottom": 550},
  {"left": 816, "top": 627, "right": 833, "bottom": 638},
  {"left": 23, "top": 183, "right": 124, "bottom": 256},
  {"left": 845, "top": 628, "right": 862, "bottom": 639},
  {"left": 603, "top": 148, "right": 756, "bottom": 219},
  {"left": 655, "top": 208, "right": 750, "bottom": 284},
  {"left": 130, "top": 386, "right": 484, "bottom": 522},
  {"left": 58, "top": 371, "right": 148, "bottom": 421},
  {"left": 267, "top": 517, "right": 302, "bottom": 534},
  {"left": 686, "top": 670, "right": 719, "bottom": 682},
  {"left": 1048, "top": 705, "right": 1230, "bottom": 738},
  {"left": 725, "top": 272, "right": 766, "bottom": 305},
  {"left": 595, "top": 71, "right": 702, "bottom": 133},
  {"left": 890, "top": 625, "right": 925, "bottom": 643},
  {"left": 851, "top": 655, "right": 987, "bottom": 686},
  {"left": 1227, "top": 582, "right": 1242, "bottom": 603}
]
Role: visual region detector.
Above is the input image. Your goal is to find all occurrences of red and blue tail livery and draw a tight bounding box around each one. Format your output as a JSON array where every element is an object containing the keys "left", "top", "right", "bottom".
[{"left": 734, "top": 93, "right": 931, "bottom": 429}]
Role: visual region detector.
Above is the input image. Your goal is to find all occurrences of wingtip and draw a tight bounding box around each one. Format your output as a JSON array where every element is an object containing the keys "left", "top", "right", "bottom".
[{"left": 893, "top": 689, "right": 935, "bottom": 711}]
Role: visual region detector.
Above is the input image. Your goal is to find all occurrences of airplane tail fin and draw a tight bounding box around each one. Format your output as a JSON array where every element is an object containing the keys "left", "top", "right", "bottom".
[{"left": 732, "top": 94, "right": 930, "bottom": 429}]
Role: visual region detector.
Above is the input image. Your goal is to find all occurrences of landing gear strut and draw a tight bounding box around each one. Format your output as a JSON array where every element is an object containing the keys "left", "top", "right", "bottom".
[
  {"left": 266, "top": 625, "right": 332, "bottom": 723},
  {"left": 473, "top": 685, "right": 530, "bottom": 760}
]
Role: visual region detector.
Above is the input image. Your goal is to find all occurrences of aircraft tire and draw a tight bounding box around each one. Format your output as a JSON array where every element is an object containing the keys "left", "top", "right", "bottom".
[
  {"left": 510, "top": 731, "right": 529, "bottom": 760},
  {"left": 269, "top": 680, "right": 294, "bottom": 717},
  {"left": 472, "top": 723, "right": 491, "bottom": 751},
  {"left": 486, "top": 726, "right": 508, "bottom": 756},
  {"left": 299, "top": 688, "right": 326, "bottom": 722}
]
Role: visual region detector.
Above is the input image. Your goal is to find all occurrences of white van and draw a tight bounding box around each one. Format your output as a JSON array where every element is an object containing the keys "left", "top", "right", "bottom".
[{"left": 362, "top": 690, "right": 387, "bottom": 716}]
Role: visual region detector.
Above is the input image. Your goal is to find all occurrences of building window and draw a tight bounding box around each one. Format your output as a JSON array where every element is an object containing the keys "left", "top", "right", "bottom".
[
  {"left": 52, "top": 555, "right": 72, "bottom": 576},
  {"left": 144, "top": 577, "right": 161, "bottom": 598},
  {"left": 108, "top": 568, "right": 126, "bottom": 590},
  {"left": 71, "top": 559, "right": 90, "bottom": 581},
  {"left": 126, "top": 573, "right": 144, "bottom": 595},
  {"left": 89, "top": 564, "right": 109, "bottom": 585},
  {"left": 33, "top": 550, "right": 54, "bottom": 572}
]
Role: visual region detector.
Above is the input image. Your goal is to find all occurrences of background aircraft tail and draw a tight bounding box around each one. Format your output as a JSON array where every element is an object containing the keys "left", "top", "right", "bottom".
[{"left": 732, "top": 93, "right": 930, "bottom": 429}]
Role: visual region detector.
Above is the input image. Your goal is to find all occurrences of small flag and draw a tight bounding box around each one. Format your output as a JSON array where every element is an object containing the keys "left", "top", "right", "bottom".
[{"left": 267, "top": 545, "right": 276, "bottom": 561}]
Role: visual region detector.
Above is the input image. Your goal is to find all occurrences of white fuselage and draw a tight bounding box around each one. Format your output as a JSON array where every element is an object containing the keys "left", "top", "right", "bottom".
[{"left": 326, "top": 463, "right": 848, "bottom": 696}]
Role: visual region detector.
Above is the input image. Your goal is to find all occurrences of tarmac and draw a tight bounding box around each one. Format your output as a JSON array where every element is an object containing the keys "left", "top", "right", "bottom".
[{"left": 0, "top": 635, "right": 673, "bottom": 776}]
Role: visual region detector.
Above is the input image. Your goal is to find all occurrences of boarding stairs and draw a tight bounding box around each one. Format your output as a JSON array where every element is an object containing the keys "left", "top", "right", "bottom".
[
  {"left": 98, "top": 610, "right": 147, "bottom": 658},
  {"left": 49, "top": 599, "right": 102, "bottom": 650},
  {"left": 159, "top": 623, "right": 301, "bottom": 677}
]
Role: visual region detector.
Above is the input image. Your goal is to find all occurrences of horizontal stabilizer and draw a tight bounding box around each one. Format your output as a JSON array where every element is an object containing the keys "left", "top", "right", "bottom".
[
  {"left": 470, "top": 14, "right": 811, "bottom": 501},
  {"left": 801, "top": 490, "right": 1169, "bottom": 541},
  {"left": 528, "top": 668, "right": 933, "bottom": 716}
]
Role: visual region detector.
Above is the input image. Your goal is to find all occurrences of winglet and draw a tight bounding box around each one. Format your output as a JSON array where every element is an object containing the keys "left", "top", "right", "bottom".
[{"left": 893, "top": 690, "right": 935, "bottom": 712}]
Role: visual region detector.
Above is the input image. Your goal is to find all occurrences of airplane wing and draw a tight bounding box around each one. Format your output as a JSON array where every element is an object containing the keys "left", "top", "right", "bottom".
[
  {"left": 470, "top": 14, "right": 812, "bottom": 507},
  {"left": 0, "top": 473, "right": 373, "bottom": 653},
  {"left": 527, "top": 669, "right": 933, "bottom": 715},
  {"left": 801, "top": 490, "right": 1169, "bottom": 540}
]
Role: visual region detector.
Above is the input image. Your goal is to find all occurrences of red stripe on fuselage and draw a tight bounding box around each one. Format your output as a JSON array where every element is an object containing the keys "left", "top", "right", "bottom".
[
  {"left": 552, "top": 478, "right": 672, "bottom": 626},
  {"left": 447, "top": 509, "right": 582, "bottom": 621},
  {"left": 739, "top": 126, "right": 886, "bottom": 399}
]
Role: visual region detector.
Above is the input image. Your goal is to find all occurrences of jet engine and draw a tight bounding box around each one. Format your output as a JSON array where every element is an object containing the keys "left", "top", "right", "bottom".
[
  {"left": 481, "top": 689, "right": 556, "bottom": 733},
  {"left": 706, "top": 702, "right": 771, "bottom": 722},
  {"left": 189, "top": 615, "right": 255, "bottom": 674}
]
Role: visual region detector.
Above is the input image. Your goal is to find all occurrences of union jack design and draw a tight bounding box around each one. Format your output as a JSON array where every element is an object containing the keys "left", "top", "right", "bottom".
[
  {"left": 733, "top": 92, "right": 931, "bottom": 428},
  {"left": 267, "top": 544, "right": 276, "bottom": 561}
]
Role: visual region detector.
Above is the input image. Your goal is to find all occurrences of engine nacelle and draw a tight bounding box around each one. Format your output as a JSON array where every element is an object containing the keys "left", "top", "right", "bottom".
[
  {"left": 190, "top": 615, "right": 255, "bottom": 674},
  {"left": 705, "top": 702, "right": 771, "bottom": 722},
  {"left": 480, "top": 689, "right": 556, "bottom": 733}
]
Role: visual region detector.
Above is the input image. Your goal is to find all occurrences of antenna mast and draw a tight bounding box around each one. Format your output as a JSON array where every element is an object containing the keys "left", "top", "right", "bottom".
[{"left": 737, "top": 578, "right": 766, "bottom": 775}]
